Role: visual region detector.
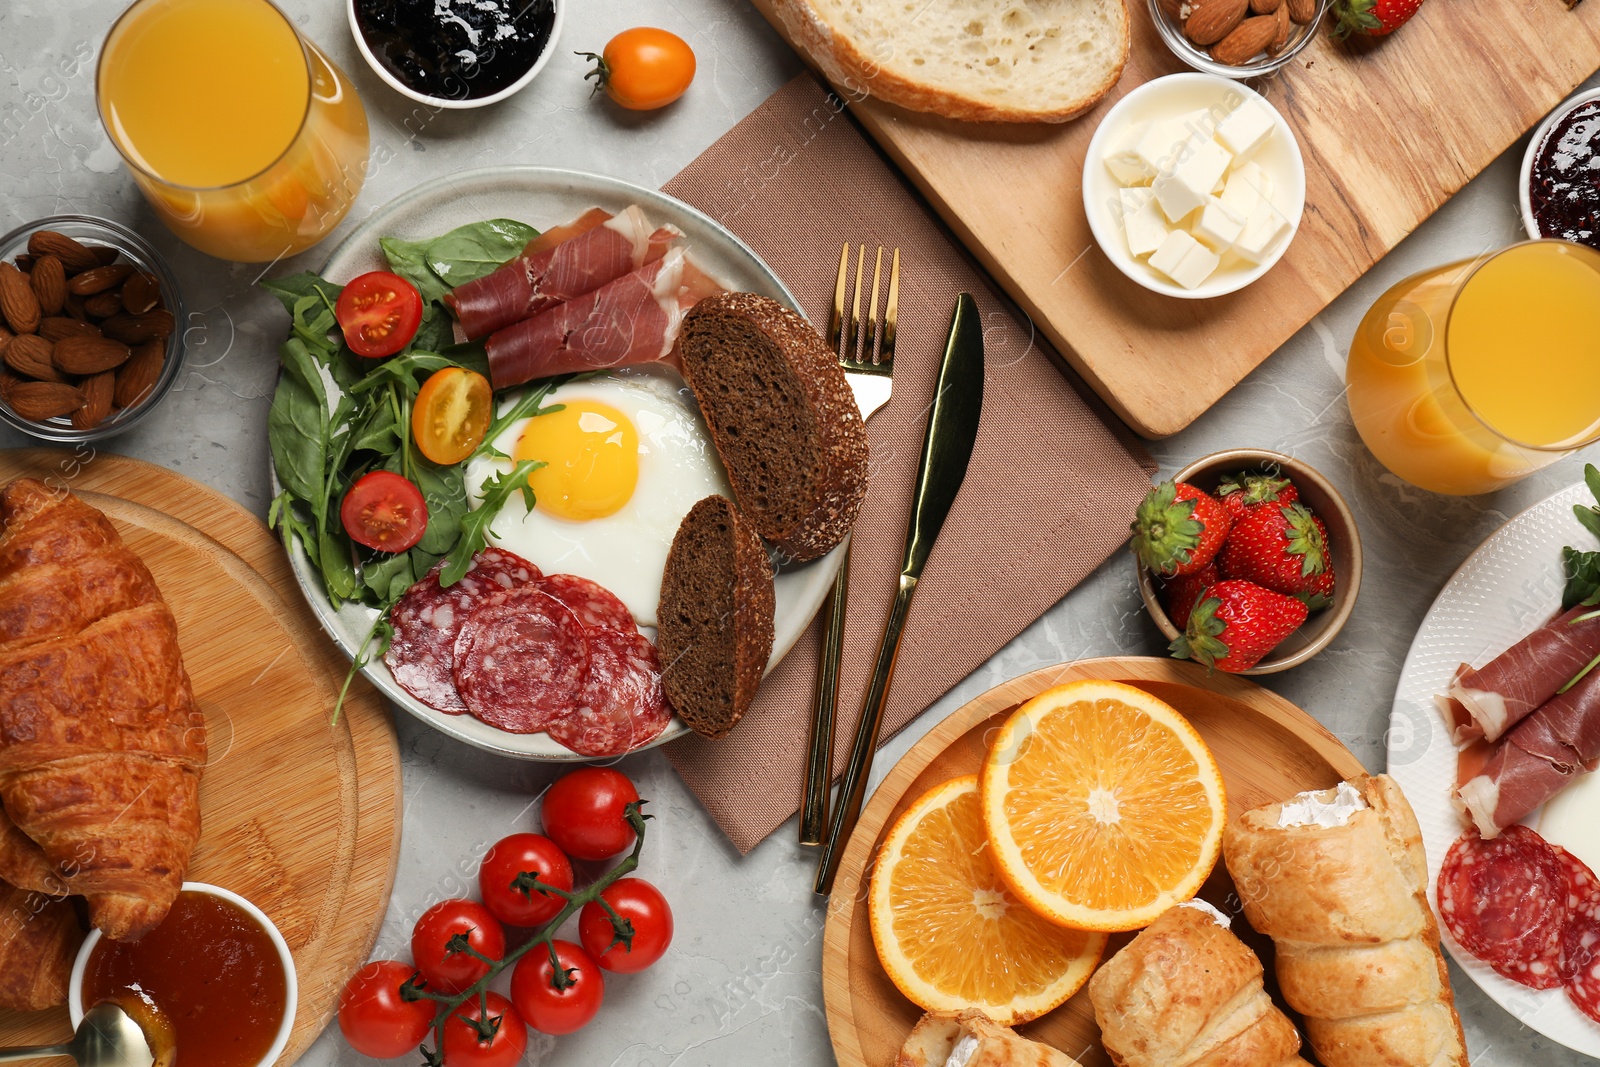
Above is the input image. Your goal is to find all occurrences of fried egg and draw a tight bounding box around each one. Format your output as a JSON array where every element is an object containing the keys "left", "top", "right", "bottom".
[{"left": 465, "top": 370, "right": 731, "bottom": 628}]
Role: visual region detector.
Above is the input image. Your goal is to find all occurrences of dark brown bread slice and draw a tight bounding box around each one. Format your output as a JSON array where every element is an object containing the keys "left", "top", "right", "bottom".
[
  {"left": 676, "top": 292, "right": 868, "bottom": 563},
  {"left": 657, "top": 495, "right": 775, "bottom": 739}
]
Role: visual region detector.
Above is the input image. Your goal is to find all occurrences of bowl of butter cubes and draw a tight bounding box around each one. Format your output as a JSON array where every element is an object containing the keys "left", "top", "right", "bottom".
[{"left": 1082, "top": 73, "right": 1305, "bottom": 298}]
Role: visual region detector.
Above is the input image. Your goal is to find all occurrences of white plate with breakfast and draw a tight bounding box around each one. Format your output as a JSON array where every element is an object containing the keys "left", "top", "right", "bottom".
[
  {"left": 268, "top": 166, "right": 865, "bottom": 762},
  {"left": 1388, "top": 477, "right": 1600, "bottom": 1056}
]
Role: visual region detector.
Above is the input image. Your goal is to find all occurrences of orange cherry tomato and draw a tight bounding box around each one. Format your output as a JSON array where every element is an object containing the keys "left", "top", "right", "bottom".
[
  {"left": 412, "top": 367, "right": 492, "bottom": 466},
  {"left": 584, "top": 28, "right": 695, "bottom": 111}
]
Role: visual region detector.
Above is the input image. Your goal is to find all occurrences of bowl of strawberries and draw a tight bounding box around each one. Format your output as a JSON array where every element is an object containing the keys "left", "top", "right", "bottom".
[{"left": 1130, "top": 448, "right": 1362, "bottom": 674}]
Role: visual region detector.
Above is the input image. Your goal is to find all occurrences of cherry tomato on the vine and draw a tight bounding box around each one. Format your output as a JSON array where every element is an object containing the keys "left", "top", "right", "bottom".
[
  {"left": 540, "top": 767, "right": 640, "bottom": 861},
  {"left": 335, "top": 270, "right": 423, "bottom": 357},
  {"left": 413, "top": 367, "right": 492, "bottom": 465},
  {"left": 510, "top": 939, "right": 605, "bottom": 1035},
  {"left": 340, "top": 470, "right": 428, "bottom": 552},
  {"left": 579, "top": 877, "right": 673, "bottom": 973},
  {"left": 478, "top": 833, "right": 574, "bottom": 928},
  {"left": 412, "top": 899, "right": 506, "bottom": 994},
  {"left": 337, "top": 959, "right": 435, "bottom": 1059},
  {"left": 582, "top": 28, "right": 696, "bottom": 111},
  {"left": 441, "top": 991, "right": 526, "bottom": 1067}
]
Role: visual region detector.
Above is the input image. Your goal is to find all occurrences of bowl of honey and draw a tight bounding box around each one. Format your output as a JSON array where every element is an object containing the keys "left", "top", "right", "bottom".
[{"left": 68, "top": 883, "right": 297, "bottom": 1067}]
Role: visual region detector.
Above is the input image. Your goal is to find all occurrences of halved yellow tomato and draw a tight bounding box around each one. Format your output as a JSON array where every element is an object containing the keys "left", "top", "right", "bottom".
[{"left": 412, "top": 367, "right": 491, "bottom": 465}]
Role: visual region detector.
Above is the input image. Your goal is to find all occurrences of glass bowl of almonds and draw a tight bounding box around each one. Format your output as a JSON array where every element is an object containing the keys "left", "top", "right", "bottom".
[
  {"left": 1149, "top": 0, "right": 1329, "bottom": 78},
  {"left": 0, "top": 215, "right": 184, "bottom": 443}
]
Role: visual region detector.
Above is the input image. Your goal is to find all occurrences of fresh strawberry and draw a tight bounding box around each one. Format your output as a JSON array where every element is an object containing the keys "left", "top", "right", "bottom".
[
  {"left": 1219, "top": 501, "right": 1336, "bottom": 609},
  {"left": 1130, "top": 481, "right": 1232, "bottom": 577},
  {"left": 1170, "top": 580, "right": 1309, "bottom": 672},
  {"left": 1332, "top": 0, "right": 1422, "bottom": 37},
  {"left": 1161, "top": 562, "right": 1219, "bottom": 628},
  {"left": 1216, "top": 470, "right": 1298, "bottom": 516}
]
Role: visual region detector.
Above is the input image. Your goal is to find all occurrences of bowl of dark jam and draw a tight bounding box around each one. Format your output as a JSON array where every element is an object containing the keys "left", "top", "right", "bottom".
[
  {"left": 349, "top": 0, "right": 562, "bottom": 109},
  {"left": 1523, "top": 87, "right": 1600, "bottom": 250}
]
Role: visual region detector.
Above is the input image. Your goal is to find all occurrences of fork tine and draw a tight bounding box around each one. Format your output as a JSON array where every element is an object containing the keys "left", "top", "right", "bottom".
[
  {"left": 863, "top": 247, "right": 883, "bottom": 363},
  {"left": 829, "top": 243, "right": 849, "bottom": 355},
  {"left": 880, "top": 248, "right": 900, "bottom": 367},
  {"left": 846, "top": 245, "right": 866, "bottom": 362}
]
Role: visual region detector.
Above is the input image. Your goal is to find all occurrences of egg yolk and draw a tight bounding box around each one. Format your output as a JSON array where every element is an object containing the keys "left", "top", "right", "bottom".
[{"left": 513, "top": 400, "right": 639, "bottom": 521}]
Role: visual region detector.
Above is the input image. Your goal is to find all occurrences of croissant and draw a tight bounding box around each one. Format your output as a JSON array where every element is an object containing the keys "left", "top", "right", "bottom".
[
  {"left": 0, "top": 478, "right": 205, "bottom": 941},
  {"left": 897, "top": 1010, "right": 1083, "bottom": 1067},
  {"left": 1222, "top": 774, "right": 1467, "bottom": 1067},
  {"left": 1088, "top": 902, "right": 1311, "bottom": 1067},
  {"left": 0, "top": 878, "right": 83, "bottom": 1011}
]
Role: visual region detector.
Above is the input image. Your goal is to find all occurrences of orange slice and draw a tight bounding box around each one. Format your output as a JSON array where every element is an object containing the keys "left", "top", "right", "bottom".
[
  {"left": 980, "top": 679, "right": 1226, "bottom": 932},
  {"left": 867, "top": 775, "right": 1105, "bottom": 1024}
]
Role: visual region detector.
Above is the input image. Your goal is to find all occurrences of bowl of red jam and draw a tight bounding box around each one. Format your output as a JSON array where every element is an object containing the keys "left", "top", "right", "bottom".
[
  {"left": 1523, "top": 87, "right": 1600, "bottom": 249},
  {"left": 68, "top": 883, "right": 297, "bottom": 1067},
  {"left": 348, "top": 0, "right": 563, "bottom": 109}
]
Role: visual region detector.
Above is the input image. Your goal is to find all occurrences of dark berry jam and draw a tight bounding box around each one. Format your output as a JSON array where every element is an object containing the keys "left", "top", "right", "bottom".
[
  {"left": 1530, "top": 99, "right": 1600, "bottom": 249},
  {"left": 355, "top": 0, "right": 556, "bottom": 102}
]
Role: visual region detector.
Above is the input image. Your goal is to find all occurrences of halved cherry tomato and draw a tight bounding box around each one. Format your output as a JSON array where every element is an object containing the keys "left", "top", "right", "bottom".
[
  {"left": 510, "top": 939, "right": 604, "bottom": 1035},
  {"left": 441, "top": 991, "right": 526, "bottom": 1067},
  {"left": 341, "top": 470, "right": 428, "bottom": 552},
  {"left": 337, "top": 960, "right": 436, "bottom": 1059},
  {"left": 335, "top": 271, "right": 423, "bottom": 358},
  {"left": 413, "top": 367, "right": 492, "bottom": 465},
  {"left": 584, "top": 28, "right": 696, "bottom": 111},
  {"left": 579, "top": 877, "right": 673, "bottom": 973}
]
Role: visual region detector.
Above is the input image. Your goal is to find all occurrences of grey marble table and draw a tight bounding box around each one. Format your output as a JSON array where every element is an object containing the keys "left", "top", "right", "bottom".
[{"left": 2, "top": 0, "right": 1597, "bottom": 1063}]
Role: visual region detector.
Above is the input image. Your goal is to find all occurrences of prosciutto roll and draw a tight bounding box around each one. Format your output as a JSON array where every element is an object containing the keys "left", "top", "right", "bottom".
[
  {"left": 444, "top": 206, "right": 680, "bottom": 340},
  {"left": 1447, "top": 605, "right": 1600, "bottom": 743}
]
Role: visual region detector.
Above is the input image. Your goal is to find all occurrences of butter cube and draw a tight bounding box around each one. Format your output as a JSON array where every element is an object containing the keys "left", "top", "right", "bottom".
[
  {"left": 1119, "top": 187, "right": 1169, "bottom": 258},
  {"left": 1234, "top": 201, "right": 1291, "bottom": 265},
  {"left": 1216, "top": 99, "right": 1276, "bottom": 162},
  {"left": 1219, "top": 162, "right": 1268, "bottom": 216},
  {"left": 1148, "top": 229, "right": 1221, "bottom": 289},
  {"left": 1193, "top": 197, "right": 1246, "bottom": 251},
  {"left": 1105, "top": 121, "right": 1156, "bottom": 185},
  {"left": 1153, "top": 139, "right": 1233, "bottom": 224}
]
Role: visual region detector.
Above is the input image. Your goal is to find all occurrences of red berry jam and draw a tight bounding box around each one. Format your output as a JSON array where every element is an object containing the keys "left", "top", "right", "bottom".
[{"left": 1530, "top": 100, "right": 1600, "bottom": 249}]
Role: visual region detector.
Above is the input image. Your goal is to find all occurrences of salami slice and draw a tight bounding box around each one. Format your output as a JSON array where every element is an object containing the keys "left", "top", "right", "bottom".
[
  {"left": 1557, "top": 846, "right": 1600, "bottom": 986},
  {"left": 453, "top": 586, "right": 589, "bottom": 733},
  {"left": 1438, "top": 825, "right": 1566, "bottom": 989},
  {"left": 547, "top": 630, "right": 671, "bottom": 757},
  {"left": 383, "top": 548, "right": 543, "bottom": 712},
  {"left": 539, "top": 573, "right": 637, "bottom": 635}
]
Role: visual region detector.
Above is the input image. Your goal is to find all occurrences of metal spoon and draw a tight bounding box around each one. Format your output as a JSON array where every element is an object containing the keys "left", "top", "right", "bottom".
[{"left": 0, "top": 1003, "right": 163, "bottom": 1066}]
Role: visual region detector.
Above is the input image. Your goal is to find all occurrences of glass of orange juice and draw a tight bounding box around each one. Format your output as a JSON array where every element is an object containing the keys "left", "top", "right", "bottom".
[
  {"left": 1346, "top": 240, "right": 1600, "bottom": 496},
  {"left": 97, "top": 0, "right": 370, "bottom": 262}
]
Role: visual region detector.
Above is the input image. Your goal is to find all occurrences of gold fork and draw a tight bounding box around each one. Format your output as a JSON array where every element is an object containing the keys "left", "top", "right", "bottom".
[{"left": 799, "top": 243, "right": 899, "bottom": 846}]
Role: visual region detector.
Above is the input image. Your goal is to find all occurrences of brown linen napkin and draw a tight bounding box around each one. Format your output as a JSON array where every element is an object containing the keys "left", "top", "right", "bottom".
[{"left": 661, "top": 74, "right": 1156, "bottom": 854}]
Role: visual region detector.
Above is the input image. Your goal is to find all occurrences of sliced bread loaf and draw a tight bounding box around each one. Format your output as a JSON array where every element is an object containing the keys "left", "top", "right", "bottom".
[
  {"left": 767, "top": 0, "right": 1130, "bottom": 123},
  {"left": 657, "top": 495, "right": 776, "bottom": 740},
  {"left": 676, "top": 292, "right": 868, "bottom": 564}
]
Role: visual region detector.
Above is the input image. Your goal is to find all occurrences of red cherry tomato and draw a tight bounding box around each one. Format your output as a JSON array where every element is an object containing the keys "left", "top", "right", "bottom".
[
  {"left": 412, "top": 899, "right": 506, "bottom": 994},
  {"left": 540, "top": 767, "right": 640, "bottom": 861},
  {"left": 510, "top": 939, "right": 604, "bottom": 1035},
  {"left": 579, "top": 877, "right": 673, "bottom": 973},
  {"left": 335, "top": 270, "right": 423, "bottom": 357},
  {"left": 441, "top": 991, "right": 526, "bottom": 1067},
  {"left": 341, "top": 470, "right": 428, "bottom": 552},
  {"left": 336, "top": 959, "right": 435, "bottom": 1059},
  {"left": 478, "top": 833, "right": 574, "bottom": 928}
]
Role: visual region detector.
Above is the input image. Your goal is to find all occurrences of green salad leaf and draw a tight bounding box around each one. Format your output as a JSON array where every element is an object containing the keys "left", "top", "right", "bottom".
[
  {"left": 440, "top": 459, "right": 543, "bottom": 587},
  {"left": 1563, "top": 546, "right": 1600, "bottom": 610},
  {"left": 426, "top": 219, "right": 539, "bottom": 287}
]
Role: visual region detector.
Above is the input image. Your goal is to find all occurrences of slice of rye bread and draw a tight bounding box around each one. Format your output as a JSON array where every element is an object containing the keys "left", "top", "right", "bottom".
[
  {"left": 676, "top": 292, "right": 869, "bottom": 564},
  {"left": 657, "top": 495, "right": 776, "bottom": 740}
]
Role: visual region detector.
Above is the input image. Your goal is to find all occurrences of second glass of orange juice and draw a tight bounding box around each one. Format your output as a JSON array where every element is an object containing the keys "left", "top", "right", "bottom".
[
  {"left": 1346, "top": 240, "right": 1600, "bottom": 496},
  {"left": 97, "top": 0, "right": 370, "bottom": 262}
]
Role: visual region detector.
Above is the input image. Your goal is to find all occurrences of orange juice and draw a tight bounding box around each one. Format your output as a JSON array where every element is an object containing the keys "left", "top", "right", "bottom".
[
  {"left": 97, "top": 0, "right": 369, "bottom": 261},
  {"left": 1346, "top": 241, "right": 1600, "bottom": 496}
]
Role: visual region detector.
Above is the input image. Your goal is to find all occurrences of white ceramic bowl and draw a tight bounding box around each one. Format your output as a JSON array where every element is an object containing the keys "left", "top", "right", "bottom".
[
  {"left": 347, "top": 0, "right": 564, "bottom": 110},
  {"left": 1082, "top": 73, "right": 1306, "bottom": 300},
  {"left": 1520, "top": 85, "right": 1600, "bottom": 240},
  {"left": 69, "top": 882, "right": 298, "bottom": 1067}
]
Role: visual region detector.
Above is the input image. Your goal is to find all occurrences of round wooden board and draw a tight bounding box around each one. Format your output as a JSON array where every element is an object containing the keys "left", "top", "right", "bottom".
[
  {"left": 0, "top": 448, "right": 403, "bottom": 1065},
  {"left": 821, "top": 656, "right": 1366, "bottom": 1067}
]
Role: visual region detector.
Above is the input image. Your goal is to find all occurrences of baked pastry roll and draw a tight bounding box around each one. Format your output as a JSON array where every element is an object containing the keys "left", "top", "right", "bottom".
[
  {"left": 1222, "top": 774, "right": 1467, "bottom": 1067},
  {"left": 0, "top": 878, "right": 83, "bottom": 1011},
  {"left": 896, "top": 1010, "right": 1082, "bottom": 1067}
]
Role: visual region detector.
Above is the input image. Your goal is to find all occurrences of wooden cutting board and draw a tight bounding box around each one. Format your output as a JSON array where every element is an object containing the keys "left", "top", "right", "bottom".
[
  {"left": 821, "top": 656, "right": 1367, "bottom": 1067},
  {"left": 749, "top": 2, "right": 1600, "bottom": 437},
  {"left": 0, "top": 449, "right": 403, "bottom": 1065}
]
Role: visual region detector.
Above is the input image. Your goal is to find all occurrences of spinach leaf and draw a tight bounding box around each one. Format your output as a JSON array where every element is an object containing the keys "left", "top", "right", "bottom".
[
  {"left": 267, "top": 339, "right": 331, "bottom": 505},
  {"left": 361, "top": 552, "right": 417, "bottom": 604},
  {"left": 425, "top": 219, "right": 539, "bottom": 287},
  {"left": 412, "top": 458, "right": 467, "bottom": 557},
  {"left": 262, "top": 273, "right": 344, "bottom": 319},
  {"left": 1564, "top": 547, "right": 1600, "bottom": 610},
  {"left": 439, "top": 460, "right": 542, "bottom": 587},
  {"left": 380, "top": 236, "right": 456, "bottom": 353}
]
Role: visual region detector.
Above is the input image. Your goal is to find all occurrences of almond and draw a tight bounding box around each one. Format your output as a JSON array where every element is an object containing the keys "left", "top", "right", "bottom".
[
  {"left": 67, "top": 263, "right": 135, "bottom": 296},
  {"left": 65, "top": 294, "right": 89, "bottom": 322},
  {"left": 4, "top": 335, "right": 61, "bottom": 382},
  {"left": 1250, "top": 0, "right": 1282, "bottom": 14},
  {"left": 1185, "top": 0, "right": 1249, "bottom": 45},
  {"left": 101, "top": 309, "right": 174, "bottom": 345},
  {"left": 90, "top": 246, "right": 120, "bottom": 269},
  {"left": 6, "top": 381, "right": 85, "bottom": 422},
  {"left": 40, "top": 316, "right": 101, "bottom": 342},
  {"left": 29, "top": 255, "right": 66, "bottom": 316},
  {"left": 52, "top": 334, "right": 131, "bottom": 375},
  {"left": 1286, "top": 0, "right": 1316, "bottom": 22},
  {"left": 1267, "top": 2, "right": 1293, "bottom": 50},
  {"left": 72, "top": 371, "right": 114, "bottom": 431},
  {"left": 0, "top": 323, "right": 11, "bottom": 355},
  {"left": 83, "top": 291, "right": 125, "bottom": 319},
  {"left": 114, "top": 340, "right": 165, "bottom": 410},
  {"left": 121, "top": 271, "right": 162, "bottom": 315},
  {"left": 1210, "top": 15, "right": 1278, "bottom": 64},
  {"left": 0, "top": 264, "right": 41, "bottom": 335},
  {"left": 27, "top": 231, "right": 98, "bottom": 273}
]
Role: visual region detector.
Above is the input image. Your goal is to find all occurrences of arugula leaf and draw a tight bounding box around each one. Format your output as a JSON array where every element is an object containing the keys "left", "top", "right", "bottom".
[
  {"left": 349, "top": 349, "right": 463, "bottom": 396},
  {"left": 474, "top": 377, "right": 567, "bottom": 459},
  {"left": 262, "top": 273, "right": 344, "bottom": 319},
  {"left": 1564, "top": 546, "right": 1600, "bottom": 609},
  {"left": 425, "top": 219, "right": 539, "bottom": 287},
  {"left": 1578, "top": 464, "right": 1600, "bottom": 541},
  {"left": 439, "top": 460, "right": 542, "bottom": 587}
]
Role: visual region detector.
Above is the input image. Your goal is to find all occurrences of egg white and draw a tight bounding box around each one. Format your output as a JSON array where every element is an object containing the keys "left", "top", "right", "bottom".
[{"left": 464, "top": 369, "right": 732, "bottom": 629}]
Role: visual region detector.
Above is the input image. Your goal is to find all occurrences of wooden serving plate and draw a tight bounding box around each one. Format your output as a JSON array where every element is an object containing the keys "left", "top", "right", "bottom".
[
  {"left": 0, "top": 449, "right": 403, "bottom": 1065},
  {"left": 821, "top": 656, "right": 1365, "bottom": 1067}
]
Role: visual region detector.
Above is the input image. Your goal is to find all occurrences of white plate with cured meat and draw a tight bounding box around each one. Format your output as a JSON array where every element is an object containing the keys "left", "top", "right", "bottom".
[
  {"left": 1388, "top": 480, "right": 1600, "bottom": 1055},
  {"left": 279, "top": 166, "right": 846, "bottom": 761}
]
